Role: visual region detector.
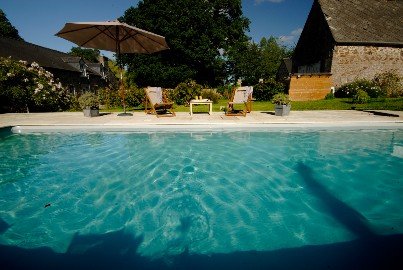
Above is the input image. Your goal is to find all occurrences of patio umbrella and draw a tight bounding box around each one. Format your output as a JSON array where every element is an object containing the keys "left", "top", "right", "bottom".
[{"left": 55, "top": 20, "right": 169, "bottom": 115}]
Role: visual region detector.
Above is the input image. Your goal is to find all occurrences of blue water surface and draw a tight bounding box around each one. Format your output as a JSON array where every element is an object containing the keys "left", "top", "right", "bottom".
[{"left": 0, "top": 128, "right": 402, "bottom": 269}]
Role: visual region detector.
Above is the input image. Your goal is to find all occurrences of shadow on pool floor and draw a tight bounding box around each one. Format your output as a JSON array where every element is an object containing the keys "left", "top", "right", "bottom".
[
  {"left": 1, "top": 162, "right": 402, "bottom": 270},
  {"left": 0, "top": 230, "right": 402, "bottom": 270}
]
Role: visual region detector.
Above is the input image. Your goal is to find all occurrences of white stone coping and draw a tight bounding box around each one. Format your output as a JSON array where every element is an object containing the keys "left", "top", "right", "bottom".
[{"left": 7, "top": 122, "right": 403, "bottom": 134}]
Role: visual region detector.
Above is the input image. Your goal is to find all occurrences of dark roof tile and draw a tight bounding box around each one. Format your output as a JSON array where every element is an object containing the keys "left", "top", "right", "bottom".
[
  {"left": 0, "top": 36, "right": 80, "bottom": 72},
  {"left": 318, "top": 0, "right": 403, "bottom": 45}
]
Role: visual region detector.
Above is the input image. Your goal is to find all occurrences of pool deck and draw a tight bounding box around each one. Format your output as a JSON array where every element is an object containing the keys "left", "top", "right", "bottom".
[{"left": 1, "top": 110, "right": 402, "bottom": 131}]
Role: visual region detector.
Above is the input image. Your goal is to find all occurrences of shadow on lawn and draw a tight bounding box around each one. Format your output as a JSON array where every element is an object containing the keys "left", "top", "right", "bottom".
[{"left": 1, "top": 163, "right": 402, "bottom": 270}]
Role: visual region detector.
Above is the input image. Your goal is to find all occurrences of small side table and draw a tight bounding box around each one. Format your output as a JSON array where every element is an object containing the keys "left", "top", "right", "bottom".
[{"left": 190, "top": 99, "right": 213, "bottom": 116}]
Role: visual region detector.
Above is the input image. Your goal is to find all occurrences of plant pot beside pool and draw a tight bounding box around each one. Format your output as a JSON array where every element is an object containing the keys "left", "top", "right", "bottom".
[
  {"left": 271, "top": 93, "right": 291, "bottom": 116},
  {"left": 274, "top": 104, "right": 291, "bottom": 116},
  {"left": 78, "top": 92, "right": 100, "bottom": 117},
  {"left": 83, "top": 107, "right": 99, "bottom": 117}
]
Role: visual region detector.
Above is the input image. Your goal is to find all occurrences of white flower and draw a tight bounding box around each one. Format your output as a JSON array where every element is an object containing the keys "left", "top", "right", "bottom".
[
  {"left": 34, "top": 88, "right": 40, "bottom": 94},
  {"left": 38, "top": 83, "right": 44, "bottom": 90},
  {"left": 6, "top": 72, "right": 13, "bottom": 77},
  {"left": 31, "top": 62, "right": 39, "bottom": 68},
  {"left": 23, "top": 78, "right": 29, "bottom": 82},
  {"left": 19, "top": 60, "right": 28, "bottom": 65}
]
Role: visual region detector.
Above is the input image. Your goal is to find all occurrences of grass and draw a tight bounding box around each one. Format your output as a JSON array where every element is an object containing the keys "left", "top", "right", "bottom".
[{"left": 100, "top": 98, "right": 403, "bottom": 113}]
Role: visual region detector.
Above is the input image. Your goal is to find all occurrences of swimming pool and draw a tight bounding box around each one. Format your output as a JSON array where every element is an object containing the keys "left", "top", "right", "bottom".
[{"left": 0, "top": 127, "right": 402, "bottom": 269}]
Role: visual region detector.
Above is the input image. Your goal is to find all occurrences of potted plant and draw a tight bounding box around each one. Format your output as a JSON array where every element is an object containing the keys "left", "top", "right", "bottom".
[
  {"left": 78, "top": 92, "right": 99, "bottom": 117},
  {"left": 272, "top": 93, "right": 291, "bottom": 116}
]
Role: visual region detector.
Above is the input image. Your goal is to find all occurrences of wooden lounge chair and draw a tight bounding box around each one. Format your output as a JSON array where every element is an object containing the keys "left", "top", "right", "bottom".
[
  {"left": 226, "top": 86, "right": 253, "bottom": 116},
  {"left": 144, "top": 87, "right": 176, "bottom": 117}
]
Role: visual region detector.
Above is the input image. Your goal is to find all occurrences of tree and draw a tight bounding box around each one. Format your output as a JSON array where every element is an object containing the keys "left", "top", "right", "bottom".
[
  {"left": 0, "top": 9, "right": 23, "bottom": 40},
  {"left": 226, "top": 41, "right": 262, "bottom": 86},
  {"left": 227, "top": 36, "right": 293, "bottom": 85},
  {"left": 259, "top": 36, "right": 293, "bottom": 79},
  {"left": 120, "top": 0, "right": 250, "bottom": 87},
  {"left": 69, "top": 47, "right": 100, "bottom": 62}
]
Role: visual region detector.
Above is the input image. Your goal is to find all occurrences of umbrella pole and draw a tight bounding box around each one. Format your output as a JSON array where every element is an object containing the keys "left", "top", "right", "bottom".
[
  {"left": 120, "top": 68, "right": 126, "bottom": 114},
  {"left": 116, "top": 26, "right": 132, "bottom": 116}
]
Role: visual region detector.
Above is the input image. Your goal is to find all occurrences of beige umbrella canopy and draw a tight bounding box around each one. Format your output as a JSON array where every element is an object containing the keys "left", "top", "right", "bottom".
[
  {"left": 55, "top": 20, "right": 169, "bottom": 54},
  {"left": 56, "top": 20, "right": 169, "bottom": 115}
]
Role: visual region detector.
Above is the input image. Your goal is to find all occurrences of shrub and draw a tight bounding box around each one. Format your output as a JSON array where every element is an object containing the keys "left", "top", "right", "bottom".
[
  {"left": 216, "top": 84, "right": 233, "bottom": 100},
  {"left": 78, "top": 92, "right": 99, "bottom": 109},
  {"left": 271, "top": 93, "right": 291, "bottom": 105},
  {"left": 0, "top": 57, "right": 72, "bottom": 112},
  {"left": 374, "top": 70, "right": 403, "bottom": 97},
  {"left": 253, "top": 78, "right": 285, "bottom": 101},
  {"left": 325, "top": 92, "right": 335, "bottom": 100},
  {"left": 170, "top": 80, "right": 203, "bottom": 105},
  {"left": 352, "top": 89, "right": 370, "bottom": 104},
  {"left": 125, "top": 85, "right": 145, "bottom": 108},
  {"left": 98, "top": 87, "right": 120, "bottom": 109},
  {"left": 68, "top": 95, "right": 81, "bottom": 111},
  {"left": 335, "top": 79, "right": 384, "bottom": 98},
  {"left": 201, "top": 89, "right": 221, "bottom": 104}
]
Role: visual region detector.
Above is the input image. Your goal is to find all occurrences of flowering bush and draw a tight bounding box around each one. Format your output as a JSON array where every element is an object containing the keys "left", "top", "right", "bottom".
[
  {"left": 374, "top": 71, "right": 403, "bottom": 97},
  {"left": 0, "top": 57, "right": 72, "bottom": 112},
  {"left": 335, "top": 79, "right": 384, "bottom": 98}
]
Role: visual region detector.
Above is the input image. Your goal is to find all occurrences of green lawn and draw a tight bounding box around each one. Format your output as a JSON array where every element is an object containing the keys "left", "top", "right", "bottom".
[{"left": 101, "top": 98, "right": 403, "bottom": 113}]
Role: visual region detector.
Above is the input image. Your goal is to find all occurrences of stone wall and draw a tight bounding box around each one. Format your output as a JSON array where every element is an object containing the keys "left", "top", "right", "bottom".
[
  {"left": 288, "top": 74, "right": 333, "bottom": 101},
  {"left": 331, "top": 45, "right": 403, "bottom": 87}
]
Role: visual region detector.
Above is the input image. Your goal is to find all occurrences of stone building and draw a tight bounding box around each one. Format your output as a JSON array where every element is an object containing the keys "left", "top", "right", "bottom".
[
  {"left": 289, "top": 0, "right": 403, "bottom": 100},
  {"left": 0, "top": 36, "right": 115, "bottom": 94}
]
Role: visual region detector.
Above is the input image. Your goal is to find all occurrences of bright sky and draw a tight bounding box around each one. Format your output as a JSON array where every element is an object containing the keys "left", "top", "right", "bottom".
[{"left": 1, "top": 0, "right": 313, "bottom": 58}]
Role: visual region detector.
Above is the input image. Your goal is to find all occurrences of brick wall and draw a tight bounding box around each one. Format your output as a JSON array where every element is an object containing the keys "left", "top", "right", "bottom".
[
  {"left": 331, "top": 45, "right": 403, "bottom": 87},
  {"left": 289, "top": 74, "right": 332, "bottom": 101}
]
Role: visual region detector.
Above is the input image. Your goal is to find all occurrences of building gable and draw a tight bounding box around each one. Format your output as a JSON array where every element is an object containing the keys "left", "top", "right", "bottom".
[{"left": 293, "top": 0, "right": 334, "bottom": 73}]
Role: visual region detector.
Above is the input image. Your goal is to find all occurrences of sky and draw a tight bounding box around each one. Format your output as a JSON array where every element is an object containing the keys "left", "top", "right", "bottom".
[{"left": 1, "top": 0, "right": 313, "bottom": 59}]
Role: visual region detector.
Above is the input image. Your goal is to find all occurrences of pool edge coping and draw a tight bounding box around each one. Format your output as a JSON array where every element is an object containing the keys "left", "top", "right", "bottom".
[{"left": 8, "top": 121, "right": 403, "bottom": 133}]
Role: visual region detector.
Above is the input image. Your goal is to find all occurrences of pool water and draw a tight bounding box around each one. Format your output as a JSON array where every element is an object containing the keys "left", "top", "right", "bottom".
[{"left": 0, "top": 129, "right": 402, "bottom": 261}]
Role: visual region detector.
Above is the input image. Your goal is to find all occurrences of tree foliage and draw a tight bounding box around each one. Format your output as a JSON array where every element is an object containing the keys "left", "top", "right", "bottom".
[
  {"left": 120, "top": 0, "right": 250, "bottom": 88},
  {"left": 227, "top": 36, "right": 293, "bottom": 85},
  {"left": 69, "top": 47, "right": 101, "bottom": 62},
  {"left": 0, "top": 9, "right": 23, "bottom": 40}
]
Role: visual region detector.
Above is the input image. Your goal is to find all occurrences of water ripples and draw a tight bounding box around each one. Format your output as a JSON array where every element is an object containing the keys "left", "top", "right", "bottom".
[{"left": 0, "top": 130, "right": 402, "bottom": 257}]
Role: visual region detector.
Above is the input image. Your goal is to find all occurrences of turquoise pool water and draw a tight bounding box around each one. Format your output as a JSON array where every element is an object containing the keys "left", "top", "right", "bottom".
[{"left": 0, "top": 128, "right": 402, "bottom": 267}]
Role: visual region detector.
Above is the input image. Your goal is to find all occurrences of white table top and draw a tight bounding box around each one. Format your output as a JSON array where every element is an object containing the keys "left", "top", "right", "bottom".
[{"left": 190, "top": 99, "right": 212, "bottom": 103}]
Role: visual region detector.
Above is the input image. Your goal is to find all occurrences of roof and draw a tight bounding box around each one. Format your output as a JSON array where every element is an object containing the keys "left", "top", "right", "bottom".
[
  {"left": 0, "top": 36, "right": 80, "bottom": 72},
  {"left": 282, "top": 58, "right": 292, "bottom": 73},
  {"left": 318, "top": 0, "right": 403, "bottom": 45}
]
